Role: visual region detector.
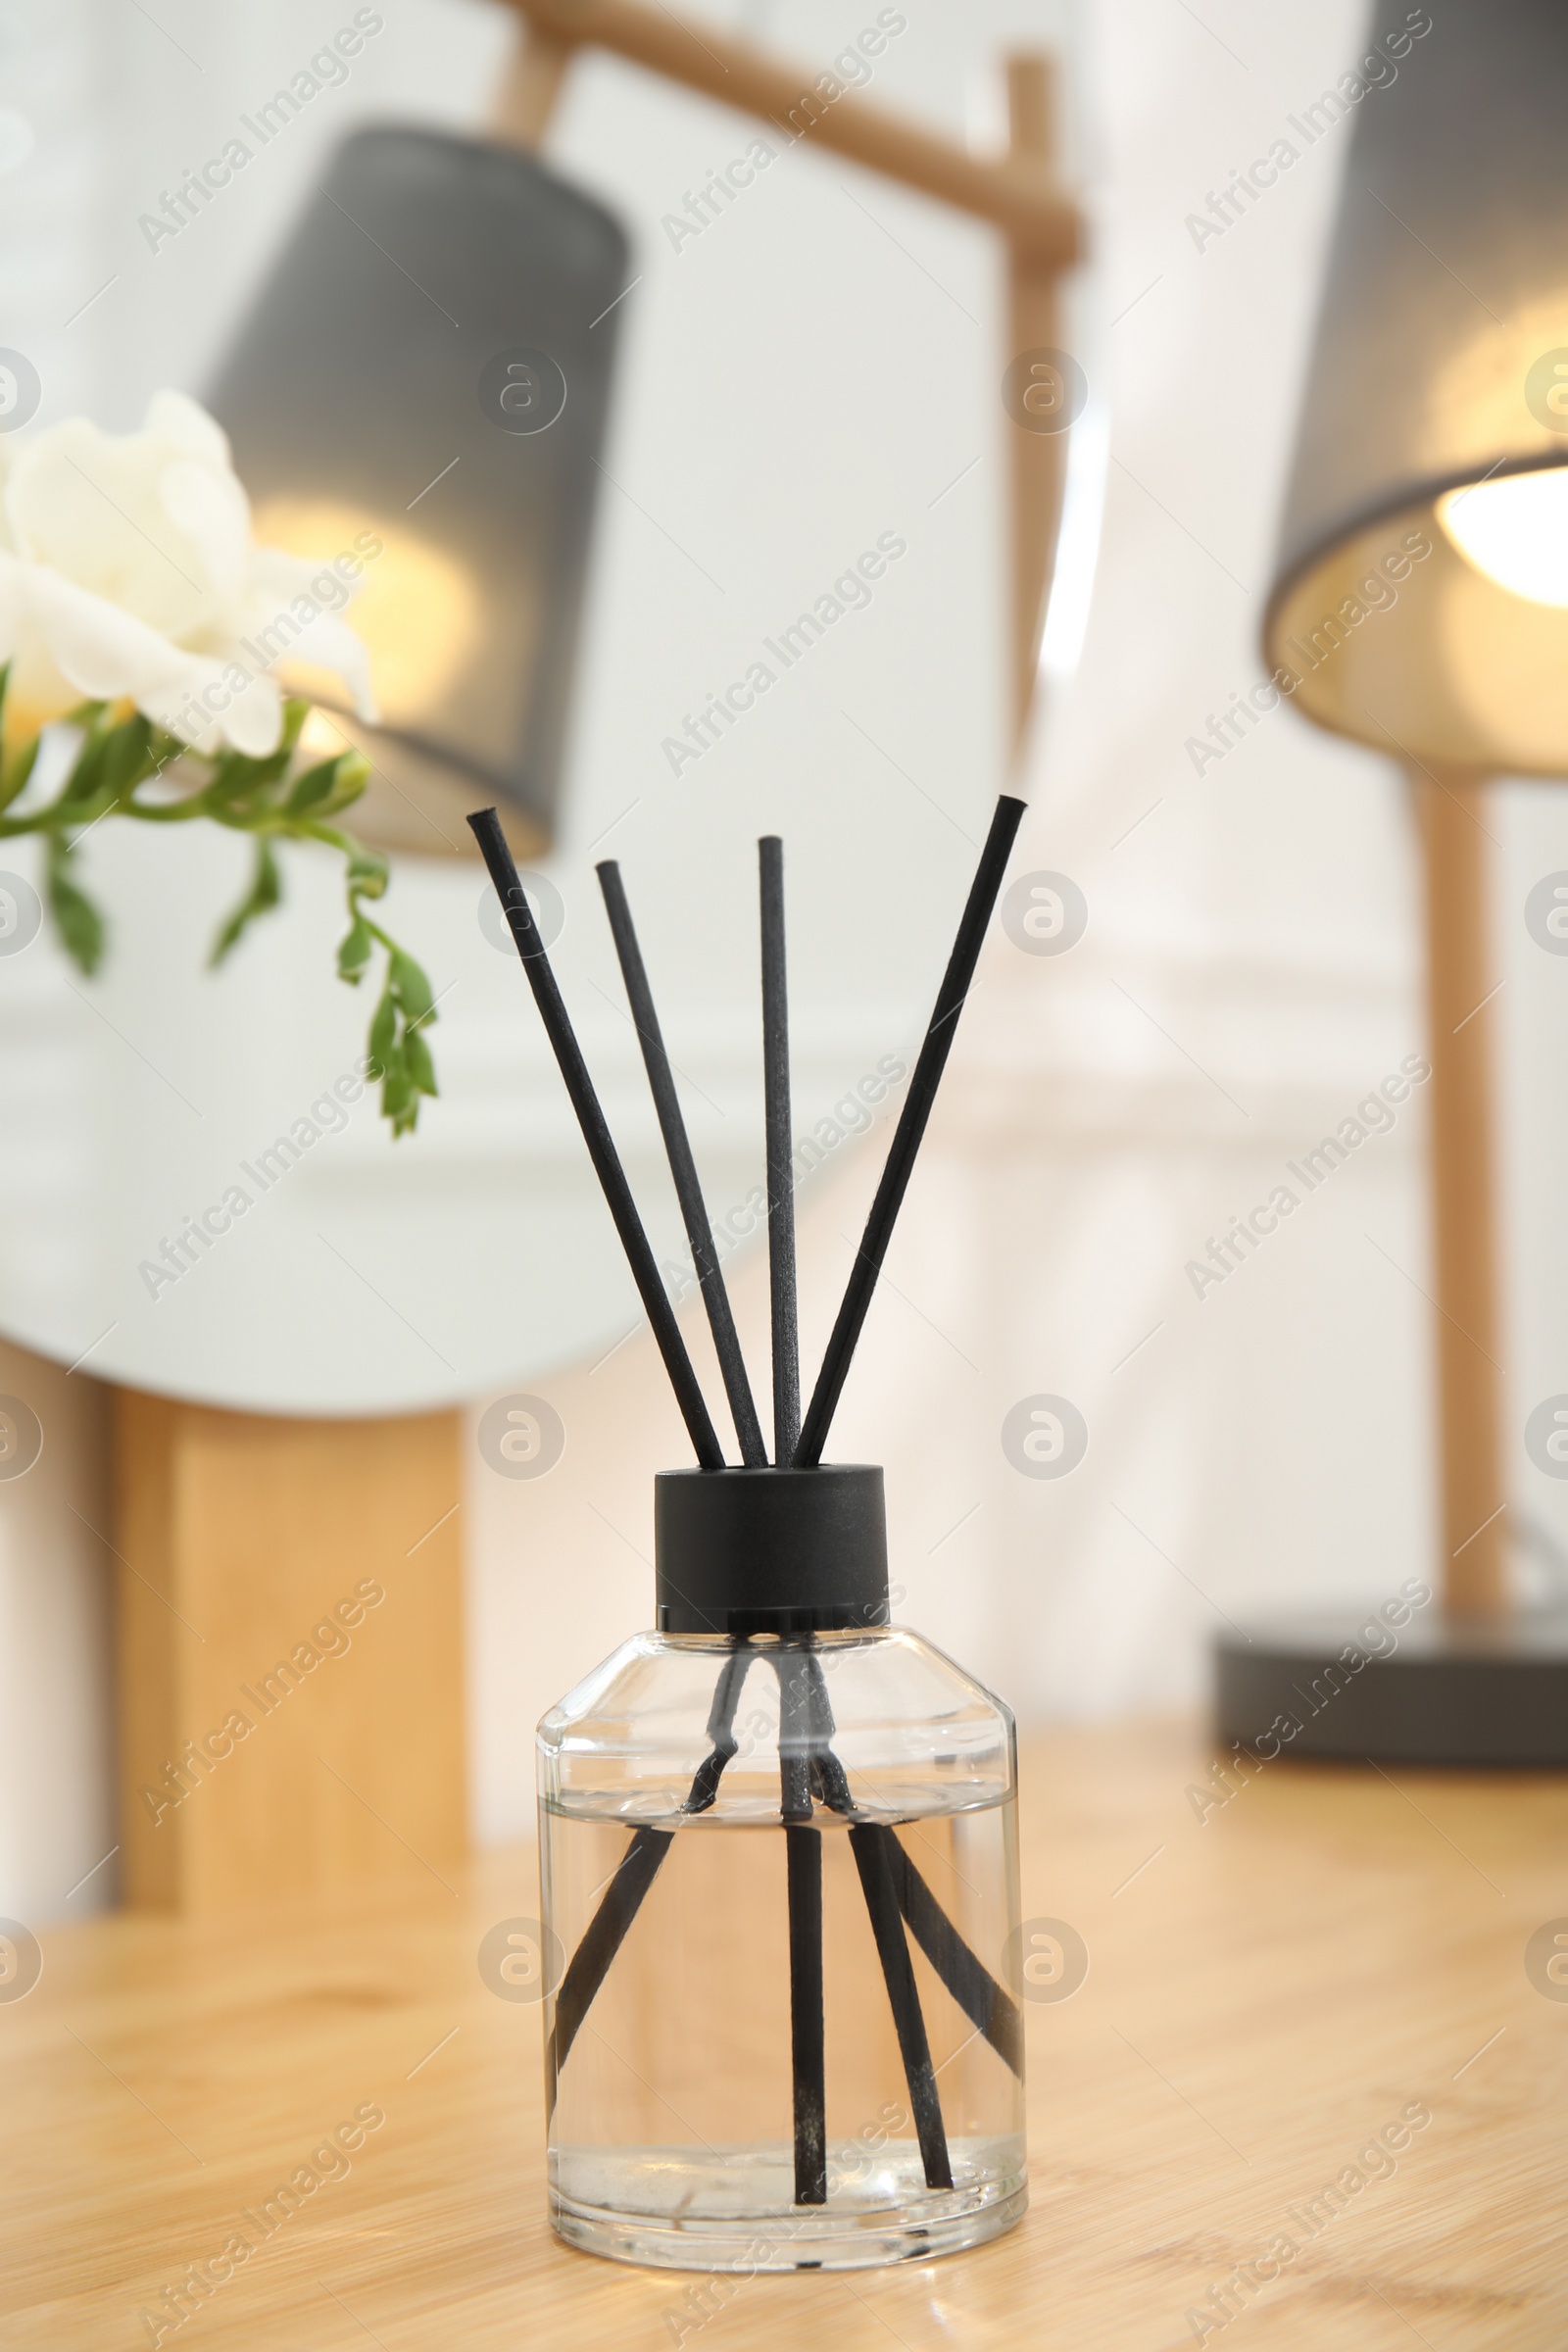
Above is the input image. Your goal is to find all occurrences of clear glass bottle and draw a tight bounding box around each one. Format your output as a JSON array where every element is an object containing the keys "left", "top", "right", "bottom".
[{"left": 536, "top": 1472, "right": 1025, "bottom": 2275}]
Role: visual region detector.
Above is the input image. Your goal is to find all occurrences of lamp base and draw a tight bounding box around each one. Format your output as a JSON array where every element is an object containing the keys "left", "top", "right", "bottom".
[{"left": 1213, "top": 1610, "right": 1568, "bottom": 1768}]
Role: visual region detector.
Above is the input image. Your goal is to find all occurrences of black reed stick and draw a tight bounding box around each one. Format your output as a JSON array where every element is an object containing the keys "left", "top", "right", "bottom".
[
  {"left": 687, "top": 1643, "right": 755, "bottom": 1813},
  {"left": 467, "top": 808, "right": 724, "bottom": 1471},
  {"left": 848, "top": 1825, "right": 954, "bottom": 2190},
  {"left": 547, "top": 1647, "right": 1017, "bottom": 2135},
  {"left": 778, "top": 1651, "right": 826, "bottom": 2203},
  {"left": 546, "top": 1823, "right": 672, "bottom": 2115},
  {"left": 799, "top": 1655, "right": 954, "bottom": 2188},
  {"left": 597, "top": 860, "right": 767, "bottom": 1468},
  {"left": 785, "top": 1828, "right": 826, "bottom": 2201},
  {"left": 794, "top": 796, "right": 1025, "bottom": 1466},
  {"left": 804, "top": 1654, "right": 1021, "bottom": 2077},
  {"left": 885, "top": 1841, "right": 1024, "bottom": 2079},
  {"left": 760, "top": 837, "right": 800, "bottom": 1464},
  {"left": 546, "top": 1644, "right": 755, "bottom": 2111}
]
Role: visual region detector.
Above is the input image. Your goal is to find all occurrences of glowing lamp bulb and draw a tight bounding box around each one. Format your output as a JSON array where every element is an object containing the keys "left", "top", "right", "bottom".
[{"left": 1438, "top": 466, "right": 1568, "bottom": 608}]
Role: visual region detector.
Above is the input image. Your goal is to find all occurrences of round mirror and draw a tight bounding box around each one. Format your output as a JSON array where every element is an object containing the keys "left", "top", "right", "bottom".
[{"left": 0, "top": 0, "right": 1092, "bottom": 1414}]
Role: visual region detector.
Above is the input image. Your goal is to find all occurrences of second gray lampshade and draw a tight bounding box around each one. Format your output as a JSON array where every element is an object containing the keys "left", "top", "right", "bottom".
[
  {"left": 1263, "top": 0, "right": 1568, "bottom": 777},
  {"left": 209, "top": 127, "right": 629, "bottom": 857}
]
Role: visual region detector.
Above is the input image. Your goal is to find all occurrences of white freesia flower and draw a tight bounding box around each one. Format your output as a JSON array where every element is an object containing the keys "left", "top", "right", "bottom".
[{"left": 0, "top": 390, "right": 376, "bottom": 758}]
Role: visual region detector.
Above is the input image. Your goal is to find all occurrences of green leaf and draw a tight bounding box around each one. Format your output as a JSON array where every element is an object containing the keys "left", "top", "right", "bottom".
[
  {"left": 389, "top": 949, "right": 434, "bottom": 1027},
  {"left": 56, "top": 710, "right": 158, "bottom": 819},
  {"left": 347, "top": 845, "right": 388, "bottom": 902},
  {"left": 336, "top": 913, "right": 374, "bottom": 984},
  {"left": 378, "top": 1046, "right": 420, "bottom": 1135},
  {"left": 60, "top": 718, "right": 112, "bottom": 808},
  {"left": 208, "top": 751, "right": 288, "bottom": 808},
  {"left": 205, "top": 750, "right": 268, "bottom": 804},
  {"left": 208, "top": 705, "right": 309, "bottom": 808},
  {"left": 285, "top": 750, "right": 371, "bottom": 824},
  {"left": 45, "top": 839, "right": 105, "bottom": 975},
  {"left": 98, "top": 712, "right": 156, "bottom": 804},
  {"left": 368, "top": 988, "right": 397, "bottom": 1067},
  {"left": 324, "top": 750, "right": 369, "bottom": 813},
  {"left": 285, "top": 759, "right": 341, "bottom": 816},
  {"left": 209, "top": 839, "right": 282, "bottom": 967},
  {"left": 404, "top": 1023, "right": 437, "bottom": 1097},
  {"left": 0, "top": 729, "right": 38, "bottom": 814}
]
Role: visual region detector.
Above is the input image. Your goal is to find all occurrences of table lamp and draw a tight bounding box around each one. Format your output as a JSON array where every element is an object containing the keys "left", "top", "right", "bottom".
[
  {"left": 1216, "top": 0, "right": 1568, "bottom": 1763},
  {"left": 204, "top": 0, "right": 1081, "bottom": 870},
  {"left": 207, "top": 129, "right": 630, "bottom": 861}
]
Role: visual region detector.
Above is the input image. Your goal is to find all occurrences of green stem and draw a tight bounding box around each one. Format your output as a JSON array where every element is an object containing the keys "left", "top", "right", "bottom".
[{"left": 16, "top": 697, "right": 439, "bottom": 1137}]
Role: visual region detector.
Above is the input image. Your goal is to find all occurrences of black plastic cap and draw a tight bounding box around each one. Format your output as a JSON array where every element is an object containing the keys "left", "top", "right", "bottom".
[{"left": 655, "top": 1465, "right": 889, "bottom": 1636}]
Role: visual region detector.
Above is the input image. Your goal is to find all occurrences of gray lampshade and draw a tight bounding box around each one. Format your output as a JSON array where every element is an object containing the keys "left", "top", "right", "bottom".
[
  {"left": 1264, "top": 0, "right": 1568, "bottom": 777},
  {"left": 209, "top": 129, "right": 628, "bottom": 858}
]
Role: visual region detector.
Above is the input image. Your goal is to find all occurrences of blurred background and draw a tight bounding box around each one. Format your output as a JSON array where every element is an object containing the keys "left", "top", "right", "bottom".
[{"left": 4, "top": 0, "right": 1568, "bottom": 1917}]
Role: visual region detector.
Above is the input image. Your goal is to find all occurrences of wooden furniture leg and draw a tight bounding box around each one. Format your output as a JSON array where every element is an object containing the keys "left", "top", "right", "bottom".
[
  {"left": 1004, "top": 54, "right": 1070, "bottom": 750},
  {"left": 492, "top": 19, "right": 576, "bottom": 145},
  {"left": 115, "top": 1394, "right": 465, "bottom": 1913},
  {"left": 1412, "top": 770, "right": 1507, "bottom": 1618}
]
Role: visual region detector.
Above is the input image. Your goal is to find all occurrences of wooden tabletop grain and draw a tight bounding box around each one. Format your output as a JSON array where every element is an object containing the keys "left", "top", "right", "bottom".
[{"left": 5, "top": 1721, "right": 1564, "bottom": 2351}]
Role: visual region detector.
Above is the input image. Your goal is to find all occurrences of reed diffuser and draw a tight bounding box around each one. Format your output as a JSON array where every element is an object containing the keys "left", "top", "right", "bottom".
[{"left": 470, "top": 800, "right": 1027, "bottom": 2273}]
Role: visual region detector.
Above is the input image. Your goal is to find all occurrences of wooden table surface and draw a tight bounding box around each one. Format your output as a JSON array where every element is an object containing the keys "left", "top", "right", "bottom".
[{"left": 5, "top": 1721, "right": 1565, "bottom": 2351}]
